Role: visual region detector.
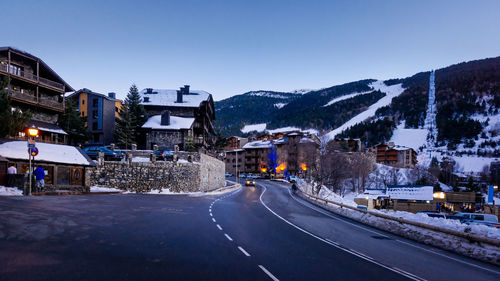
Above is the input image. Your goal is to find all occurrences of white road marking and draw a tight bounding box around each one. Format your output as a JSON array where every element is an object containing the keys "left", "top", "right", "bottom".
[
  {"left": 258, "top": 185, "right": 424, "bottom": 281},
  {"left": 224, "top": 233, "right": 233, "bottom": 241},
  {"left": 217, "top": 224, "right": 222, "bottom": 230},
  {"left": 285, "top": 185, "right": 500, "bottom": 276},
  {"left": 210, "top": 213, "right": 212, "bottom": 217},
  {"left": 258, "top": 265, "right": 279, "bottom": 281},
  {"left": 238, "top": 246, "right": 251, "bottom": 256},
  {"left": 212, "top": 218, "right": 216, "bottom": 223}
]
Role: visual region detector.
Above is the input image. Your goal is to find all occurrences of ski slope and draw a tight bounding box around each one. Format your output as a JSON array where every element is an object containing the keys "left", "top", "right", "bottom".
[{"left": 323, "top": 80, "right": 405, "bottom": 141}]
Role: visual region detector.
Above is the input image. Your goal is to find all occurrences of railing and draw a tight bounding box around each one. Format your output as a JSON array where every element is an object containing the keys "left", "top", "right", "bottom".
[
  {"left": 39, "top": 97, "right": 64, "bottom": 110},
  {"left": 0, "top": 63, "right": 64, "bottom": 90},
  {"left": 9, "top": 89, "right": 64, "bottom": 111},
  {"left": 9, "top": 90, "right": 37, "bottom": 103}
]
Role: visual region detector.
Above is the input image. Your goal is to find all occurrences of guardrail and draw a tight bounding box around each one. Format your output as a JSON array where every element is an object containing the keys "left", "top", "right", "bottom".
[
  {"left": 298, "top": 189, "right": 500, "bottom": 247},
  {"left": 211, "top": 181, "right": 241, "bottom": 193}
]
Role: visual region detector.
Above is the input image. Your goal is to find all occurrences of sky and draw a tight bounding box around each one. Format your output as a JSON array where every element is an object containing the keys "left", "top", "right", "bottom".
[{"left": 3, "top": 0, "right": 500, "bottom": 101}]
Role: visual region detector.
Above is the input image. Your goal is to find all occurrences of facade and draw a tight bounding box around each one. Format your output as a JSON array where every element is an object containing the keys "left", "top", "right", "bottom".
[
  {"left": 68, "top": 89, "right": 122, "bottom": 145},
  {"left": 386, "top": 185, "right": 434, "bottom": 213},
  {"left": 224, "top": 149, "right": 244, "bottom": 175},
  {"left": 375, "top": 142, "right": 417, "bottom": 168},
  {"left": 139, "top": 85, "right": 215, "bottom": 150},
  {"left": 331, "top": 138, "right": 364, "bottom": 152},
  {"left": 224, "top": 136, "right": 248, "bottom": 150},
  {"left": 0, "top": 47, "right": 74, "bottom": 144}
]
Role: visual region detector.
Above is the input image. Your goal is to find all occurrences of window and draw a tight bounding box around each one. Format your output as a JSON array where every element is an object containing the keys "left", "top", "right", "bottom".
[
  {"left": 8, "top": 64, "right": 22, "bottom": 76},
  {"left": 92, "top": 110, "right": 98, "bottom": 119},
  {"left": 92, "top": 122, "right": 98, "bottom": 130},
  {"left": 82, "top": 99, "right": 85, "bottom": 105},
  {"left": 93, "top": 98, "right": 98, "bottom": 107},
  {"left": 115, "top": 107, "right": 119, "bottom": 112},
  {"left": 81, "top": 112, "right": 85, "bottom": 117}
]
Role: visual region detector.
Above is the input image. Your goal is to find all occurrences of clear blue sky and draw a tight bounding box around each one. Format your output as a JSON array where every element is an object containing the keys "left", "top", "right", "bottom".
[{"left": 4, "top": 0, "right": 500, "bottom": 100}]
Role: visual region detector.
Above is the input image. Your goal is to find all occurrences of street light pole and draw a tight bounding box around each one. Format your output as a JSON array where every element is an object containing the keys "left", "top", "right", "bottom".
[
  {"left": 235, "top": 150, "right": 238, "bottom": 183},
  {"left": 27, "top": 126, "right": 39, "bottom": 196}
]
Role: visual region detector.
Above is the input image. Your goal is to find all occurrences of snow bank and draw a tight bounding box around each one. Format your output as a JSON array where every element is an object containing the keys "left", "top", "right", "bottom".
[
  {"left": 90, "top": 186, "right": 122, "bottom": 193},
  {"left": 241, "top": 123, "right": 267, "bottom": 133},
  {"left": 323, "top": 81, "right": 405, "bottom": 141},
  {"left": 132, "top": 157, "right": 150, "bottom": 162},
  {"left": 0, "top": 186, "right": 23, "bottom": 196}
]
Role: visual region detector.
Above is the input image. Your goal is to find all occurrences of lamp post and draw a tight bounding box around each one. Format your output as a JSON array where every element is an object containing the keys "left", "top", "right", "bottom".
[{"left": 27, "top": 127, "right": 39, "bottom": 195}]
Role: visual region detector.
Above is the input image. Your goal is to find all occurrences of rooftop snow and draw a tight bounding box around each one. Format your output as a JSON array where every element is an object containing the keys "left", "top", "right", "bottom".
[
  {"left": 242, "top": 138, "right": 286, "bottom": 149},
  {"left": 140, "top": 89, "right": 211, "bottom": 107},
  {"left": 386, "top": 185, "right": 433, "bottom": 201},
  {"left": 0, "top": 141, "right": 92, "bottom": 165},
  {"left": 142, "top": 115, "right": 194, "bottom": 130},
  {"left": 267, "top": 126, "right": 319, "bottom": 135},
  {"left": 241, "top": 123, "right": 267, "bottom": 133}
]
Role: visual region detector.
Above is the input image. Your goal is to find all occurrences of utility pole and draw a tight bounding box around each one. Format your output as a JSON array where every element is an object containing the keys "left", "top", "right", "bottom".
[{"left": 235, "top": 150, "right": 239, "bottom": 183}]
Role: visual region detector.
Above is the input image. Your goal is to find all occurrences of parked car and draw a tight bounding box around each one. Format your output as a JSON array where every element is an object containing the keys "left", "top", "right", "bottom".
[
  {"left": 463, "top": 220, "right": 500, "bottom": 228},
  {"left": 83, "top": 146, "right": 122, "bottom": 161},
  {"left": 245, "top": 177, "right": 256, "bottom": 186},
  {"left": 454, "top": 212, "right": 498, "bottom": 223},
  {"left": 239, "top": 174, "right": 247, "bottom": 178},
  {"left": 225, "top": 172, "right": 232, "bottom": 177},
  {"left": 288, "top": 175, "right": 298, "bottom": 183},
  {"left": 153, "top": 149, "right": 174, "bottom": 161}
]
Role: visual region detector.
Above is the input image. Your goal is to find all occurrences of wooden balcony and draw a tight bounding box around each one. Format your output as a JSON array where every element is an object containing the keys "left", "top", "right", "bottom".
[
  {"left": 0, "top": 63, "right": 65, "bottom": 91},
  {"left": 9, "top": 89, "right": 64, "bottom": 112}
]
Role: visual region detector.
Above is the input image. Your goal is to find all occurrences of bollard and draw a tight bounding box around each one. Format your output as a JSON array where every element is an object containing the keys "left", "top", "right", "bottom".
[{"left": 98, "top": 152, "right": 105, "bottom": 166}]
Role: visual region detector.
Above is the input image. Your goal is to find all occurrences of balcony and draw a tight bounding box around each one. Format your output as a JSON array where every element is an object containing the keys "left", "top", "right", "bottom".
[
  {"left": 0, "top": 63, "right": 65, "bottom": 91},
  {"left": 9, "top": 89, "right": 64, "bottom": 112}
]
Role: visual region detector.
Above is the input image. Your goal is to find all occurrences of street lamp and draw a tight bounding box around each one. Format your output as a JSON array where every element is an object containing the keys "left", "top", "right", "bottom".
[{"left": 27, "top": 126, "right": 38, "bottom": 195}]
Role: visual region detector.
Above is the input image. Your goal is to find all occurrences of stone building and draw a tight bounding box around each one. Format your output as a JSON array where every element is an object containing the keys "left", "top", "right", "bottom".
[
  {"left": 140, "top": 85, "right": 215, "bottom": 150},
  {"left": 0, "top": 47, "right": 74, "bottom": 144},
  {"left": 67, "top": 88, "right": 123, "bottom": 145},
  {"left": 142, "top": 111, "right": 195, "bottom": 150}
]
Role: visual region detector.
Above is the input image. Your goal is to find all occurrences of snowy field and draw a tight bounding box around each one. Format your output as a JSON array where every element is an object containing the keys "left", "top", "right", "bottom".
[
  {"left": 323, "top": 80, "right": 405, "bottom": 141},
  {"left": 322, "top": 89, "right": 373, "bottom": 107},
  {"left": 389, "top": 122, "right": 428, "bottom": 151}
]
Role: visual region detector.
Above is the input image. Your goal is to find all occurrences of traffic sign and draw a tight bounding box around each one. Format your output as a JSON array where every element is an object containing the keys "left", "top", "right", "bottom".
[
  {"left": 28, "top": 143, "right": 35, "bottom": 149},
  {"left": 28, "top": 147, "right": 39, "bottom": 157}
]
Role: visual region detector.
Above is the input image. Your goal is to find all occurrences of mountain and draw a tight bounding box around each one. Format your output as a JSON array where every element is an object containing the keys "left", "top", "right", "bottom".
[{"left": 215, "top": 56, "right": 500, "bottom": 170}]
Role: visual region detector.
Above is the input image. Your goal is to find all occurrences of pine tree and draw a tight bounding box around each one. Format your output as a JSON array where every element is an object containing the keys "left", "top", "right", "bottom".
[
  {"left": 125, "top": 84, "right": 147, "bottom": 143},
  {"left": 0, "top": 77, "right": 31, "bottom": 137},
  {"left": 58, "top": 98, "right": 90, "bottom": 145},
  {"left": 115, "top": 103, "right": 135, "bottom": 149}
]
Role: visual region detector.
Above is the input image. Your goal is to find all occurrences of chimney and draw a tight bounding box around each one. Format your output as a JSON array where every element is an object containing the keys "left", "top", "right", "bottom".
[
  {"left": 146, "top": 88, "right": 153, "bottom": 94},
  {"left": 183, "top": 85, "right": 190, "bottom": 95},
  {"left": 161, "top": 110, "right": 170, "bottom": 126},
  {"left": 176, "top": 89, "right": 183, "bottom": 103},
  {"left": 108, "top": 92, "right": 116, "bottom": 99}
]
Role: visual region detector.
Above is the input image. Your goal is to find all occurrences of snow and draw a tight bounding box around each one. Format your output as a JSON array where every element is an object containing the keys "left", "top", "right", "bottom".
[
  {"left": 386, "top": 185, "right": 433, "bottom": 201},
  {"left": 453, "top": 156, "right": 497, "bottom": 173},
  {"left": 323, "top": 80, "right": 405, "bottom": 141},
  {"left": 322, "top": 90, "right": 373, "bottom": 107},
  {"left": 0, "top": 186, "right": 23, "bottom": 196},
  {"left": 132, "top": 157, "right": 150, "bottom": 162},
  {"left": 142, "top": 115, "right": 194, "bottom": 130},
  {"left": 0, "top": 141, "right": 92, "bottom": 165},
  {"left": 274, "top": 103, "right": 287, "bottom": 109},
  {"left": 37, "top": 126, "right": 68, "bottom": 135},
  {"left": 247, "top": 92, "right": 291, "bottom": 99},
  {"left": 140, "top": 88, "right": 211, "bottom": 107},
  {"left": 243, "top": 140, "right": 273, "bottom": 149},
  {"left": 241, "top": 123, "right": 267, "bottom": 133},
  {"left": 90, "top": 186, "right": 122, "bottom": 193},
  {"left": 389, "top": 122, "right": 428, "bottom": 151},
  {"left": 267, "top": 126, "right": 319, "bottom": 135}
]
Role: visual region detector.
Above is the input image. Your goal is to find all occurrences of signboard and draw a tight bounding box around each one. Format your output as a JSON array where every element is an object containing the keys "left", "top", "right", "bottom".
[
  {"left": 27, "top": 139, "right": 35, "bottom": 148},
  {"left": 488, "top": 185, "right": 494, "bottom": 204},
  {"left": 386, "top": 185, "right": 433, "bottom": 201},
  {"left": 28, "top": 147, "right": 39, "bottom": 157}
]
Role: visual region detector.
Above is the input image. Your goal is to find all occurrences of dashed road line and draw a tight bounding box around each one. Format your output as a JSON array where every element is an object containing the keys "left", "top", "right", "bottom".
[
  {"left": 212, "top": 218, "right": 216, "bottom": 223},
  {"left": 258, "top": 265, "right": 279, "bottom": 281},
  {"left": 238, "top": 246, "right": 251, "bottom": 257},
  {"left": 216, "top": 224, "right": 222, "bottom": 230},
  {"left": 224, "top": 233, "right": 233, "bottom": 241}
]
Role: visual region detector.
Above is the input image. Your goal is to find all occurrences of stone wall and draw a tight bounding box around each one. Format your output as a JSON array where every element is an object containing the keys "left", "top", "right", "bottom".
[{"left": 87, "top": 152, "right": 225, "bottom": 193}]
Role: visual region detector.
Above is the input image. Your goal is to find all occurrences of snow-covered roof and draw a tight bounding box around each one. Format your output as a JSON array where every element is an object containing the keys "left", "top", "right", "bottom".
[
  {"left": 0, "top": 141, "right": 93, "bottom": 166},
  {"left": 140, "top": 89, "right": 211, "bottom": 107},
  {"left": 26, "top": 120, "right": 67, "bottom": 135},
  {"left": 386, "top": 185, "right": 433, "bottom": 201},
  {"left": 142, "top": 115, "right": 194, "bottom": 130},
  {"left": 242, "top": 138, "right": 286, "bottom": 149},
  {"left": 225, "top": 149, "right": 245, "bottom": 153},
  {"left": 299, "top": 137, "right": 315, "bottom": 144}
]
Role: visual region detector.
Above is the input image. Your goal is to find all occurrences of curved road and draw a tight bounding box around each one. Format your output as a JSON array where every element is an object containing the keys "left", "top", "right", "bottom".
[{"left": 0, "top": 179, "right": 498, "bottom": 280}]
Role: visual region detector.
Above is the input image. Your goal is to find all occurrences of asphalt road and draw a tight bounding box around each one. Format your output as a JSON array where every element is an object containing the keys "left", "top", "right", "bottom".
[{"left": 0, "top": 179, "right": 498, "bottom": 281}]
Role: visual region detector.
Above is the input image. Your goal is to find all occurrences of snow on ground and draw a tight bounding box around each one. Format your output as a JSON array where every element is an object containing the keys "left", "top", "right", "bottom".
[
  {"left": 322, "top": 90, "right": 373, "bottom": 107},
  {"left": 482, "top": 193, "right": 500, "bottom": 205},
  {"left": 323, "top": 81, "right": 405, "bottom": 141},
  {"left": 90, "top": 186, "right": 122, "bottom": 193},
  {"left": 452, "top": 156, "right": 497, "bottom": 173},
  {"left": 0, "top": 141, "right": 92, "bottom": 165},
  {"left": 389, "top": 122, "right": 428, "bottom": 151},
  {"left": 267, "top": 126, "right": 319, "bottom": 135},
  {"left": 132, "top": 157, "right": 150, "bottom": 162},
  {"left": 0, "top": 186, "right": 23, "bottom": 196},
  {"left": 241, "top": 123, "right": 267, "bottom": 133},
  {"left": 247, "top": 92, "right": 291, "bottom": 99},
  {"left": 274, "top": 103, "right": 287, "bottom": 109}
]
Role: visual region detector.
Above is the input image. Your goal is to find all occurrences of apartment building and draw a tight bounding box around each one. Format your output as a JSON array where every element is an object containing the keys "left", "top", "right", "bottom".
[{"left": 375, "top": 142, "right": 417, "bottom": 168}]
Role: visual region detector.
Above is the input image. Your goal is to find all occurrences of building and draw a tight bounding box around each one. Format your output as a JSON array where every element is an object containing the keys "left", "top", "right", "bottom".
[
  {"left": 0, "top": 139, "right": 94, "bottom": 190},
  {"left": 0, "top": 47, "right": 74, "bottom": 144},
  {"left": 375, "top": 142, "right": 417, "bottom": 168},
  {"left": 386, "top": 185, "right": 434, "bottom": 213},
  {"left": 67, "top": 89, "right": 122, "bottom": 145},
  {"left": 224, "top": 136, "right": 248, "bottom": 150},
  {"left": 140, "top": 85, "right": 215, "bottom": 150},
  {"left": 331, "top": 138, "right": 364, "bottom": 152},
  {"left": 224, "top": 149, "right": 244, "bottom": 175},
  {"left": 141, "top": 111, "right": 195, "bottom": 150}
]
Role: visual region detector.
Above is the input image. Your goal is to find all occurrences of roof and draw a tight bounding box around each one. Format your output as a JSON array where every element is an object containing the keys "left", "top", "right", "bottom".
[
  {"left": 225, "top": 149, "right": 245, "bottom": 153},
  {"left": 242, "top": 138, "right": 287, "bottom": 149},
  {"left": 139, "top": 88, "right": 211, "bottom": 108},
  {"left": 67, "top": 88, "right": 122, "bottom": 102},
  {"left": 25, "top": 120, "right": 67, "bottom": 135},
  {"left": 0, "top": 140, "right": 94, "bottom": 166},
  {"left": 142, "top": 115, "right": 195, "bottom": 130},
  {"left": 0, "top": 47, "right": 74, "bottom": 91},
  {"left": 386, "top": 185, "right": 433, "bottom": 201}
]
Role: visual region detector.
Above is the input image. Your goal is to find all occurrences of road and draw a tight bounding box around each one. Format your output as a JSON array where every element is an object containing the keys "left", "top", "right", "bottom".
[{"left": 0, "top": 179, "right": 498, "bottom": 281}]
